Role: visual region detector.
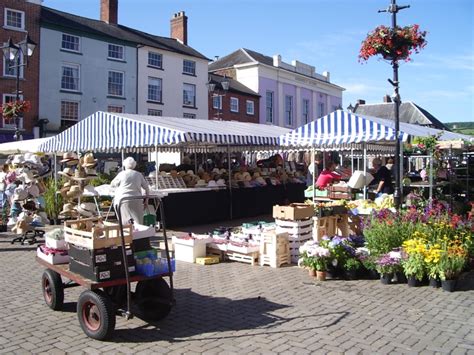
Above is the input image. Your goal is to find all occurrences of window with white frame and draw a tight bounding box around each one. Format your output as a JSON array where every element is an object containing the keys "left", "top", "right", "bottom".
[
  {"left": 183, "top": 60, "right": 196, "bottom": 75},
  {"left": 246, "top": 100, "right": 255, "bottom": 115},
  {"left": 108, "top": 71, "right": 124, "bottom": 97},
  {"left": 318, "top": 102, "right": 325, "bottom": 118},
  {"left": 230, "top": 97, "right": 239, "bottom": 113},
  {"left": 61, "top": 63, "right": 80, "bottom": 91},
  {"left": 60, "top": 100, "right": 79, "bottom": 128},
  {"left": 183, "top": 83, "right": 196, "bottom": 107},
  {"left": 147, "top": 77, "right": 162, "bottom": 102},
  {"left": 212, "top": 95, "right": 221, "bottom": 110},
  {"left": 302, "top": 98, "right": 310, "bottom": 124},
  {"left": 183, "top": 113, "right": 196, "bottom": 119},
  {"left": 148, "top": 52, "right": 162, "bottom": 69},
  {"left": 107, "top": 105, "right": 123, "bottom": 113},
  {"left": 4, "top": 8, "right": 24, "bottom": 30},
  {"left": 3, "top": 94, "right": 23, "bottom": 128},
  {"left": 266, "top": 91, "right": 274, "bottom": 123},
  {"left": 108, "top": 44, "right": 124, "bottom": 60},
  {"left": 148, "top": 109, "right": 162, "bottom": 116},
  {"left": 3, "top": 54, "right": 23, "bottom": 78},
  {"left": 61, "top": 34, "right": 80, "bottom": 52},
  {"left": 285, "top": 95, "right": 293, "bottom": 126}
]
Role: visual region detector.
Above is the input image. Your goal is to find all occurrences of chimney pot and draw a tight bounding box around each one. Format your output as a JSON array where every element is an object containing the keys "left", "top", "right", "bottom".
[
  {"left": 101, "top": 0, "right": 118, "bottom": 24},
  {"left": 170, "top": 10, "right": 188, "bottom": 45},
  {"left": 383, "top": 94, "right": 392, "bottom": 103},
  {"left": 356, "top": 99, "right": 366, "bottom": 105}
]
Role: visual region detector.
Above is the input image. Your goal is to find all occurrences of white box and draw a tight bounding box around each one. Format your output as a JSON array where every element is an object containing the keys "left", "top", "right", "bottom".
[
  {"left": 132, "top": 223, "right": 155, "bottom": 240},
  {"left": 348, "top": 171, "right": 374, "bottom": 189},
  {"left": 45, "top": 237, "right": 67, "bottom": 250},
  {"left": 172, "top": 236, "right": 209, "bottom": 263},
  {"left": 37, "top": 245, "right": 69, "bottom": 265}
]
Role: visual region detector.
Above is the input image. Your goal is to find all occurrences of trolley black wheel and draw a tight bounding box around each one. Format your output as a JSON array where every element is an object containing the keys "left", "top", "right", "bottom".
[
  {"left": 42, "top": 269, "right": 64, "bottom": 311},
  {"left": 134, "top": 278, "right": 172, "bottom": 321},
  {"left": 77, "top": 289, "right": 116, "bottom": 340},
  {"left": 103, "top": 285, "right": 127, "bottom": 307}
]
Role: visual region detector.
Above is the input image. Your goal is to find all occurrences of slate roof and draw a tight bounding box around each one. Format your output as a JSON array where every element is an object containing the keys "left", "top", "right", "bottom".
[
  {"left": 41, "top": 6, "right": 208, "bottom": 60},
  {"left": 208, "top": 73, "right": 259, "bottom": 97},
  {"left": 209, "top": 48, "right": 344, "bottom": 90},
  {"left": 353, "top": 102, "right": 449, "bottom": 130}
]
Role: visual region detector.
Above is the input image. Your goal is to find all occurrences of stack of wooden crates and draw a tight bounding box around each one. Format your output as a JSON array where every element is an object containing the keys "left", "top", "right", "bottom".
[{"left": 272, "top": 203, "right": 314, "bottom": 264}]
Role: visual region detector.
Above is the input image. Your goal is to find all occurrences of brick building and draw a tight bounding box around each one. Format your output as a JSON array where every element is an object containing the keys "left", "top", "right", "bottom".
[
  {"left": 0, "top": 0, "right": 42, "bottom": 142},
  {"left": 207, "top": 73, "right": 260, "bottom": 123}
]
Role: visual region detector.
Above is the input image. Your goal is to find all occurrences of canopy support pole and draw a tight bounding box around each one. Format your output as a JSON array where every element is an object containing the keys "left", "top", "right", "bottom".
[
  {"left": 227, "top": 145, "right": 233, "bottom": 220},
  {"left": 121, "top": 149, "right": 125, "bottom": 171},
  {"left": 312, "top": 147, "right": 316, "bottom": 204},
  {"left": 363, "top": 142, "right": 367, "bottom": 200},
  {"left": 155, "top": 146, "right": 159, "bottom": 189},
  {"left": 194, "top": 146, "right": 198, "bottom": 173},
  {"left": 429, "top": 152, "right": 433, "bottom": 205},
  {"left": 53, "top": 153, "right": 58, "bottom": 221},
  {"left": 351, "top": 148, "right": 354, "bottom": 175}
]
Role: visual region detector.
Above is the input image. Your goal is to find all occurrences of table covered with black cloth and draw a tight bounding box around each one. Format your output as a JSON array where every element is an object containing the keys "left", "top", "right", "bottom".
[{"left": 159, "top": 183, "right": 305, "bottom": 228}]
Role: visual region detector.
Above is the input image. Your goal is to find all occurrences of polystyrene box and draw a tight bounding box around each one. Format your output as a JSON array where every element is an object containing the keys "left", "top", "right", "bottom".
[{"left": 348, "top": 171, "right": 374, "bottom": 189}]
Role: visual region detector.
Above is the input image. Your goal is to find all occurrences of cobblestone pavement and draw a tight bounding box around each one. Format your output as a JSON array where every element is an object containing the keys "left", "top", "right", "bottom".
[{"left": 0, "top": 230, "right": 473, "bottom": 354}]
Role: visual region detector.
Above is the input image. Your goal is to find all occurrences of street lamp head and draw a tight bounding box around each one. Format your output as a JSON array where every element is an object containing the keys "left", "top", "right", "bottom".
[
  {"left": 2, "top": 38, "right": 19, "bottom": 61},
  {"left": 221, "top": 76, "right": 230, "bottom": 91},
  {"left": 19, "top": 34, "right": 37, "bottom": 57},
  {"left": 206, "top": 80, "right": 216, "bottom": 92},
  {"left": 347, "top": 103, "right": 354, "bottom": 112}
]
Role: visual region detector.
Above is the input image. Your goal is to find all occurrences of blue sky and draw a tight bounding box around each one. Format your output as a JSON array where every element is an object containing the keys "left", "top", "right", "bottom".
[{"left": 44, "top": 0, "right": 473, "bottom": 123}]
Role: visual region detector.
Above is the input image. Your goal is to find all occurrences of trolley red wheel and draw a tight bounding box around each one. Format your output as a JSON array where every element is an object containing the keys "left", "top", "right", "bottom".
[
  {"left": 77, "top": 290, "right": 115, "bottom": 340},
  {"left": 42, "top": 269, "right": 64, "bottom": 311}
]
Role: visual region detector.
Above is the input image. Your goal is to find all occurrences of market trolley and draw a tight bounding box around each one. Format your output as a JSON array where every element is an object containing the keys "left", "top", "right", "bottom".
[{"left": 36, "top": 195, "right": 175, "bottom": 340}]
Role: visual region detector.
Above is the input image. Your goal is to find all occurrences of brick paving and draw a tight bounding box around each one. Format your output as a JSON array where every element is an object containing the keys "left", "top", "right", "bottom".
[{"left": 0, "top": 228, "right": 473, "bottom": 354}]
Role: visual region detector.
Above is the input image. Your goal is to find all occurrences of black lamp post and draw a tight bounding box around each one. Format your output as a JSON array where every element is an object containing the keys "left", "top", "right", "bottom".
[
  {"left": 206, "top": 74, "right": 230, "bottom": 120},
  {"left": 378, "top": 0, "right": 410, "bottom": 210},
  {"left": 1, "top": 34, "right": 36, "bottom": 141}
]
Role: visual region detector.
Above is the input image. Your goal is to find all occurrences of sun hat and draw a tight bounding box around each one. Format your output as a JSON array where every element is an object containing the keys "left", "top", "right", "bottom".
[
  {"left": 82, "top": 153, "right": 98, "bottom": 168},
  {"left": 60, "top": 203, "right": 77, "bottom": 216},
  {"left": 256, "top": 177, "right": 267, "bottom": 186},
  {"left": 84, "top": 167, "right": 97, "bottom": 177},
  {"left": 186, "top": 170, "right": 194, "bottom": 175},
  {"left": 212, "top": 168, "right": 220, "bottom": 174},
  {"left": 195, "top": 179, "right": 207, "bottom": 187},
  {"left": 76, "top": 202, "right": 96, "bottom": 217},
  {"left": 13, "top": 186, "right": 28, "bottom": 201},
  {"left": 207, "top": 180, "right": 218, "bottom": 188},
  {"left": 58, "top": 167, "right": 74, "bottom": 178},
  {"left": 66, "top": 185, "right": 82, "bottom": 198},
  {"left": 60, "top": 152, "right": 78, "bottom": 163},
  {"left": 12, "top": 155, "right": 25, "bottom": 166},
  {"left": 19, "top": 170, "right": 35, "bottom": 184},
  {"left": 83, "top": 185, "right": 98, "bottom": 196},
  {"left": 216, "top": 179, "right": 226, "bottom": 187}
]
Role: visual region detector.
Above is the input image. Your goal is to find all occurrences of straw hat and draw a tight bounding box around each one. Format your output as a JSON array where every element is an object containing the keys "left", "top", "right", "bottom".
[
  {"left": 84, "top": 167, "right": 97, "bottom": 177},
  {"left": 186, "top": 170, "right": 194, "bottom": 175},
  {"left": 207, "top": 180, "right": 218, "bottom": 188},
  {"left": 82, "top": 153, "right": 98, "bottom": 168},
  {"left": 66, "top": 185, "right": 82, "bottom": 198},
  {"left": 195, "top": 179, "right": 207, "bottom": 187},
  {"left": 76, "top": 202, "right": 96, "bottom": 217},
  {"left": 216, "top": 179, "right": 226, "bottom": 187},
  {"left": 60, "top": 203, "right": 77, "bottom": 216},
  {"left": 212, "top": 168, "right": 220, "bottom": 174},
  {"left": 219, "top": 168, "right": 226, "bottom": 174},
  {"left": 58, "top": 167, "right": 74, "bottom": 178},
  {"left": 170, "top": 170, "right": 178, "bottom": 178},
  {"left": 12, "top": 155, "right": 25, "bottom": 166},
  {"left": 243, "top": 174, "right": 252, "bottom": 182},
  {"left": 256, "top": 177, "right": 267, "bottom": 186},
  {"left": 60, "top": 152, "right": 78, "bottom": 163}
]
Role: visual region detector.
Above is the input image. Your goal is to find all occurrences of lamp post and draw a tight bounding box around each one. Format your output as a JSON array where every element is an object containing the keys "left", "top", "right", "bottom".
[
  {"left": 206, "top": 74, "right": 230, "bottom": 120},
  {"left": 378, "top": 0, "right": 409, "bottom": 210},
  {"left": 1, "top": 34, "right": 36, "bottom": 141}
]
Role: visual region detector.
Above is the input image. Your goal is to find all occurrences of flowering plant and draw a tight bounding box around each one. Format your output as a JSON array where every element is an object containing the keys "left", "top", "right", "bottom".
[
  {"left": 376, "top": 251, "right": 402, "bottom": 275},
  {"left": 438, "top": 241, "right": 468, "bottom": 280},
  {"left": 299, "top": 240, "right": 331, "bottom": 271},
  {"left": 1, "top": 100, "right": 31, "bottom": 122},
  {"left": 401, "top": 237, "right": 427, "bottom": 281},
  {"left": 359, "top": 24, "right": 427, "bottom": 62}
]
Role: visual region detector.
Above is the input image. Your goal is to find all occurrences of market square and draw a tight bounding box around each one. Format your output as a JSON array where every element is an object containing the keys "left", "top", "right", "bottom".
[{"left": 0, "top": 0, "right": 473, "bottom": 353}]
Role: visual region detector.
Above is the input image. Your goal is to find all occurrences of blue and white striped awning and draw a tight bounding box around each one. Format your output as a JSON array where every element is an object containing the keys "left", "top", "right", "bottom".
[
  {"left": 279, "top": 110, "right": 409, "bottom": 147},
  {"left": 39, "top": 111, "right": 291, "bottom": 153}
]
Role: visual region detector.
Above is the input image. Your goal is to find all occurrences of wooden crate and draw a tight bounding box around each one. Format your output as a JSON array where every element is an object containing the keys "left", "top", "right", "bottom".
[
  {"left": 64, "top": 217, "right": 132, "bottom": 249},
  {"left": 226, "top": 251, "right": 259, "bottom": 266},
  {"left": 259, "top": 232, "right": 290, "bottom": 268},
  {"left": 312, "top": 216, "right": 338, "bottom": 241}
]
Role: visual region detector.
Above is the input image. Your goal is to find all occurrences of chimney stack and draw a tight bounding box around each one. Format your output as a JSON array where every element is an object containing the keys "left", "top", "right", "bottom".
[
  {"left": 383, "top": 94, "right": 392, "bottom": 103},
  {"left": 356, "top": 99, "right": 366, "bottom": 105},
  {"left": 171, "top": 11, "right": 188, "bottom": 45},
  {"left": 101, "top": 0, "right": 118, "bottom": 24}
]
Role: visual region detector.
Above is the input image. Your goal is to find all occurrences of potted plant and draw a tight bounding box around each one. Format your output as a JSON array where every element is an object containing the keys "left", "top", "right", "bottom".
[
  {"left": 401, "top": 238, "right": 427, "bottom": 287},
  {"left": 425, "top": 244, "right": 442, "bottom": 288},
  {"left": 438, "top": 244, "right": 468, "bottom": 292},
  {"left": 309, "top": 246, "right": 331, "bottom": 281},
  {"left": 359, "top": 24, "right": 427, "bottom": 63},
  {"left": 343, "top": 257, "right": 361, "bottom": 280},
  {"left": 376, "top": 251, "right": 402, "bottom": 285},
  {"left": 43, "top": 178, "right": 63, "bottom": 225}
]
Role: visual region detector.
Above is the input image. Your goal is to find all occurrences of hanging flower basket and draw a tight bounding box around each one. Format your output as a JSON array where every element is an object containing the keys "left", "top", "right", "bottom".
[
  {"left": 359, "top": 24, "right": 427, "bottom": 63},
  {"left": 1, "top": 100, "right": 31, "bottom": 123}
]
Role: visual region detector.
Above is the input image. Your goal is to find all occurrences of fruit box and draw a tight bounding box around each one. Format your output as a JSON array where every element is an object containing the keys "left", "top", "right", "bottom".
[
  {"left": 37, "top": 245, "right": 69, "bottom": 265},
  {"left": 272, "top": 203, "right": 314, "bottom": 221},
  {"left": 195, "top": 255, "right": 220, "bottom": 265}
]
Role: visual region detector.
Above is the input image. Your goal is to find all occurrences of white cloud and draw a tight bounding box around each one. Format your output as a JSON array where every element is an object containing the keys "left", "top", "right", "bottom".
[{"left": 406, "top": 52, "right": 474, "bottom": 71}]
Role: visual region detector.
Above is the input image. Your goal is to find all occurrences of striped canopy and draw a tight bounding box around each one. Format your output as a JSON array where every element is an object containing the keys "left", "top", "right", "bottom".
[
  {"left": 39, "top": 111, "right": 290, "bottom": 153},
  {"left": 279, "top": 110, "right": 409, "bottom": 147}
]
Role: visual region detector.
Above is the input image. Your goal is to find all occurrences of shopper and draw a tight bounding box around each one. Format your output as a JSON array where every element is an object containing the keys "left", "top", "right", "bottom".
[
  {"left": 371, "top": 158, "right": 394, "bottom": 195},
  {"left": 111, "top": 157, "right": 150, "bottom": 225},
  {"left": 315, "top": 161, "right": 341, "bottom": 189}
]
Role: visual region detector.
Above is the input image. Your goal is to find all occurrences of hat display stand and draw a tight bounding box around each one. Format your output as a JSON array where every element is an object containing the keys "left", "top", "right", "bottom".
[{"left": 7, "top": 153, "right": 49, "bottom": 244}]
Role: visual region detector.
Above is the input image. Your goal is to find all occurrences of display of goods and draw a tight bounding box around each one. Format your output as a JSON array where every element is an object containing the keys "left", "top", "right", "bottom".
[
  {"left": 64, "top": 217, "right": 132, "bottom": 249},
  {"left": 37, "top": 245, "right": 69, "bottom": 265},
  {"left": 227, "top": 241, "right": 260, "bottom": 254},
  {"left": 68, "top": 244, "right": 134, "bottom": 268},
  {"left": 135, "top": 249, "right": 175, "bottom": 276},
  {"left": 69, "top": 258, "right": 136, "bottom": 282},
  {"left": 329, "top": 191, "right": 352, "bottom": 200},
  {"left": 173, "top": 234, "right": 210, "bottom": 263},
  {"left": 272, "top": 203, "right": 314, "bottom": 221}
]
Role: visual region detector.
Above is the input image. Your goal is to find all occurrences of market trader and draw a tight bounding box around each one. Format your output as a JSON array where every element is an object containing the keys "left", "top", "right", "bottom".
[
  {"left": 111, "top": 157, "right": 150, "bottom": 225},
  {"left": 370, "top": 158, "right": 394, "bottom": 195},
  {"left": 315, "top": 161, "right": 341, "bottom": 189}
]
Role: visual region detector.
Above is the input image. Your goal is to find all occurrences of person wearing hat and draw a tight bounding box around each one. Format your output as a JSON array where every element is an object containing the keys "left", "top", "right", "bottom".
[
  {"left": 111, "top": 157, "right": 150, "bottom": 225},
  {"left": 370, "top": 158, "right": 394, "bottom": 196}
]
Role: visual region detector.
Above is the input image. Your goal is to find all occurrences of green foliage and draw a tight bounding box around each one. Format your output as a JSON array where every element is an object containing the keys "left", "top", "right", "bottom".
[
  {"left": 401, "top": 253, "right": 426, "bottom": 281},
  {"left": 344, "top": 257, "right": 361, "bottom": 271},
  {"left": 43, "top": 178, "right": 63, "bottom": 220},
  {"left": 90, "top": 172, "right": 115, "bottom": 187}
]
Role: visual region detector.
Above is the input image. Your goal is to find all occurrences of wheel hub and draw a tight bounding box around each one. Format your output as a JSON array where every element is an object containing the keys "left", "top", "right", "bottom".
[{"left": 82, "top": 302, "right": 101, "bottom": 331}]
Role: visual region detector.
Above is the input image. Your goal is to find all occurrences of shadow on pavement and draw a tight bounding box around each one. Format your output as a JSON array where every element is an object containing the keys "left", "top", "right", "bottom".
[
  {"left": 112, "top": 288, "right": 349, "bottom": 343},
  {"left": 455, "top": 271, "right": 474, "bottom": 292}
]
